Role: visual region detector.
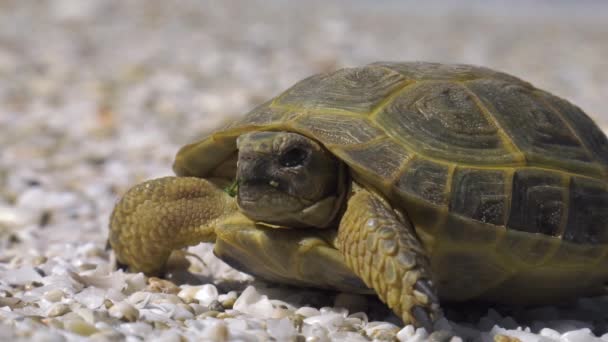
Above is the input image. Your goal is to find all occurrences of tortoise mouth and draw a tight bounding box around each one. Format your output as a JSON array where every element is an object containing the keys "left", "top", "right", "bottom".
[{"left": 237, "top": 182, "right": 311, "bottom": 222}]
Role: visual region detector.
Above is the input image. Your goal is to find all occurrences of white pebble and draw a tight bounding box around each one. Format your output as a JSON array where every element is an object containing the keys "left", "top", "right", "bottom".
[
  {"left": 64, "top": 318, "right": 98, "bottom": 336},
  {"left": 189, "top": 303, "right": 207, "bottom": 315},
  {"left": 194, "top": 284, "right": 219, "bottom": 306},
  {"left": 205, "top": 320, "right": 229, "bottom": 341},
  {"left": 46, "top": 303, "right": 70, "bottom": 317},
  {"left": 125, "top": 273, "right": 147, "bottom": 292},
  {"left": 302, "top": 323, "right": 330, "bottom": 341},
  {"left": 138, "top": 308, "right": 173, "bottom": 324},
  {"left": 562, "top": 328, "right": 603, "bottom": 342},
  {"left": 177, "top": 286, "right": 198, "bottom": 303},
  {"left": 106, "top": 288, "right": 126, "bottom": 302},
  {"left": 233, "top": 286, "right": 275, "bottom": 319},
  {"left": 329, "top": 331, "right": 369, "bottom": 341},
  {"left": 490, "top": 326, "right": 541, "bottom": 342},
  {"left": 225, "top": 318, "right": 248, "bottom": 331},
  {"left": 539, "top": 328, "right": 561, "bottom": 339},
  {"left": 72, "top": 306, "right": 95, "bottom": 324},
  {"left": 147, "top": 330, "right": 183, "bottom": 342},
  {"left": 217, "top": 291, "right": 238, "bottom": 304},
  {"left": 118, "top": 322, "right": 153, "bottom": 337},
  {"left": 43, "top": 289, "right": 65, "bottom": 302},
  {"left": 0, "top": 206, "right": 30, "bottom": 228},
  {"left": 109, "top": 301, "right": 139, "bottom": 322},
  {"left": 2, "top": 266, "right": 43, "bottom": 285},
  {"left": 403, "top": 327, "right": 429, "bottom": 342},
  {"left": 74, "top": 287, "right": 106, "bottom": 309},
  {"left": 30, "top": 330, "right": 67, "bottom": 342},
  {"left": 296, "top": 306, "right": 321, "bottom": 318},
  {"left": 365, "top": 321, "right": 399, "bottom": 338},
  {"left": 171, "top": 303, "right": 194, "bottom": 320},
  {"left": 304, "top": 313, "right": 344, "bottom": 331},
  {"left": 268, "top": 318, "right": 296, "bottom": 340},
  {"left": 127, "top": 291, "right": 151, "bottom": 307},
  {"left": 320, "top": 306, "right": 348, "bottom": 317}
]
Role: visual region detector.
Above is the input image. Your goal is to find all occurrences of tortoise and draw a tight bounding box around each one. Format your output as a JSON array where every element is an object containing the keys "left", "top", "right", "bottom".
[{"left": 109, "top": 62, "right": 608, "bottom": 329}]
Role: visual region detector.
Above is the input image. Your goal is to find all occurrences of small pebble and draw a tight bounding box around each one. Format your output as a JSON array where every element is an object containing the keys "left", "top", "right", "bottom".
[
  {"left": 295, "top": 307, "right": 321, "bottom": 318},
  {"left": 30, "top": 330, "right": 67, "bottom": 342},
  {"left": 195, "top": 284, "right": 219, "bottom": 306},
  {"left": 206, "top": 320, "right": 229, "bottom": 341},
  {"left": 47, "top": 303, "right": 70, "bottom": 317},
  {"left": 147, "top": 277, "right": 180, "bottom": 294},
  {"left": 494, "top": 334, "right": 522, "bottom": 342},
  {"left": 172, "top": 303, "right": 195, "bottom": 320},
  {"left": 108, "top": 301, "right": 139, "bottom": 322},
  {"left": 208, "top": 299, "right": 225, "bottom": 312},
  {"left": 221, "top": 296, "right": 236, "bottom": 310},
  {"left": 43, "top": 289, "right": 65, "bottom": 302},
  {"left": 119, "top": 322, "right": 153, "bottom": 336},
  {"left": 233, "top": 286, "right": 275, "bottom": 319},
  {"left": 64, "top": 318, "right": 98, "bottom": 336},
  {"left": 304, "top": 313, "right": 345, "bottom": 330},
  {"left": 365, "top": 322, "right": 400, "bottom": 340},
  {"left": 0, "top": 296, "right": 24, "bottom": 309},
  {"left": 199, "top": 311, "right": 221, "bottom": 319},
  {"left": 268, "top": 318, "right": 297, "bottom": 340}
]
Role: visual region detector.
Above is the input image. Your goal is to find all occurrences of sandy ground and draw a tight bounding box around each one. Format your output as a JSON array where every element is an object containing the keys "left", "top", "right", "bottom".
[{"left": 0, "top": 0, "right": 607, "bottom": 341}]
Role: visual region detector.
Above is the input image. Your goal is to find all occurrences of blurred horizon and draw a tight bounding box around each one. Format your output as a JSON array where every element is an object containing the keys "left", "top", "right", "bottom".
[{"left": 0, "top": 0, "right": 606, "bottom": 137}]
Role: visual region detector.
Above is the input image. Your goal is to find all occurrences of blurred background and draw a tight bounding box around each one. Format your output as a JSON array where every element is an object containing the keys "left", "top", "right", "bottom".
[
  {"left": 0, "top": 1, "right": 607, "bottom": 339},
  {"left": 0, "top": 0, "right": 607, "bottom": 254}
]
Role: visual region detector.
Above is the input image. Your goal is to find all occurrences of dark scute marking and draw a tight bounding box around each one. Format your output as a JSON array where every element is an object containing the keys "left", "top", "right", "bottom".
[
  {"left": 376, "top": 81, "right": 515, "bottom": 165},
  {"left": 276, "top": 66, "right": 406, "bottom": 113},
  {"left": 292, "top": 113, "right": 384, "bottom": 146},
  {"left": 507, "top": 169, "right": 565, "bottom": 236},
  {"left": 396, "top": 159, "right": 448, "bottom": 206},
  {"left": 341, "top": 138, "right": 410, "bottom": 179},
  {"left": 372, "top": 61, "right": 531, "bottom": 85},
  {"left": 450, "top": 168, "right": 507, "bottom": 225},
  {"left": 563, "top": 177, "right": 608, "bottom": 244},
  {"left": 539, "top": 91, "right": 608, "bottom": 166},
  {"left": 466, "top": 79, "right": 592, "bottom": 168}
]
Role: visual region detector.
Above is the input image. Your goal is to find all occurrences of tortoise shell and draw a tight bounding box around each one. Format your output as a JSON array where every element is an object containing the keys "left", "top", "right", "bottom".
[{"left": 174, "top": 62, "right": 608, "bottom": 302}]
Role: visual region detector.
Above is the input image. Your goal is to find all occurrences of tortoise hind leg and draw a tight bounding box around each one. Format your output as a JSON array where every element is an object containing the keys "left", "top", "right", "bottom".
[{"left": 336, "top": 186, "right": 442, "bottom": 330}]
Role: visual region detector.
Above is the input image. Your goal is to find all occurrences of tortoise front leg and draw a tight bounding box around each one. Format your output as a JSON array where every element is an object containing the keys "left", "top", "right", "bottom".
[
  {"left": 109, "top": 176, "right": 237, "bottom": 275},
  {"left": 336, "top": 186, "right": 442, "bottom": 330}
]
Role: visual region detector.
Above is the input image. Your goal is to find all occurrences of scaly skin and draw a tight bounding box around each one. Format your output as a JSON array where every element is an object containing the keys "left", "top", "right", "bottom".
[
  {"left": 108, "top": 176, "right": 236, "bottom": 275},
  {"left": 336, "top": 186, "right": 442, "bottom": 329}
]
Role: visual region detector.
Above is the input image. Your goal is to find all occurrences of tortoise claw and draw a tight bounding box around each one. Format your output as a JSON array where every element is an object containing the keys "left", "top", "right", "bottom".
[
  {"left": 411, "top": 279, "right": 443, "bottom": 331},
  {"left": 412, "top": 305, "right": 434, "bottom": 332},
  {"left": 414, "top": 279, "right": 439, "bottom": 304}
]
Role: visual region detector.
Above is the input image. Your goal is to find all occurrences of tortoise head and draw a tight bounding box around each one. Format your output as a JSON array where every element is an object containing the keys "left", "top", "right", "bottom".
[{"left": 236, "top": 131, "right": 345, "bottom": 228}]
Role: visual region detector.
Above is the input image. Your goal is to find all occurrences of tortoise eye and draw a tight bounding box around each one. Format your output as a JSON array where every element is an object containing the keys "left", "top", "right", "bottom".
[{"left": 279, "top": 147, "right": 308, "bottom": 167}]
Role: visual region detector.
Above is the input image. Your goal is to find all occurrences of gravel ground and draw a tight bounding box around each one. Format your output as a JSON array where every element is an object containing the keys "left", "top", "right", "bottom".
[{"left": 1, "top": 0, "right": 608, "bottom": 341}]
